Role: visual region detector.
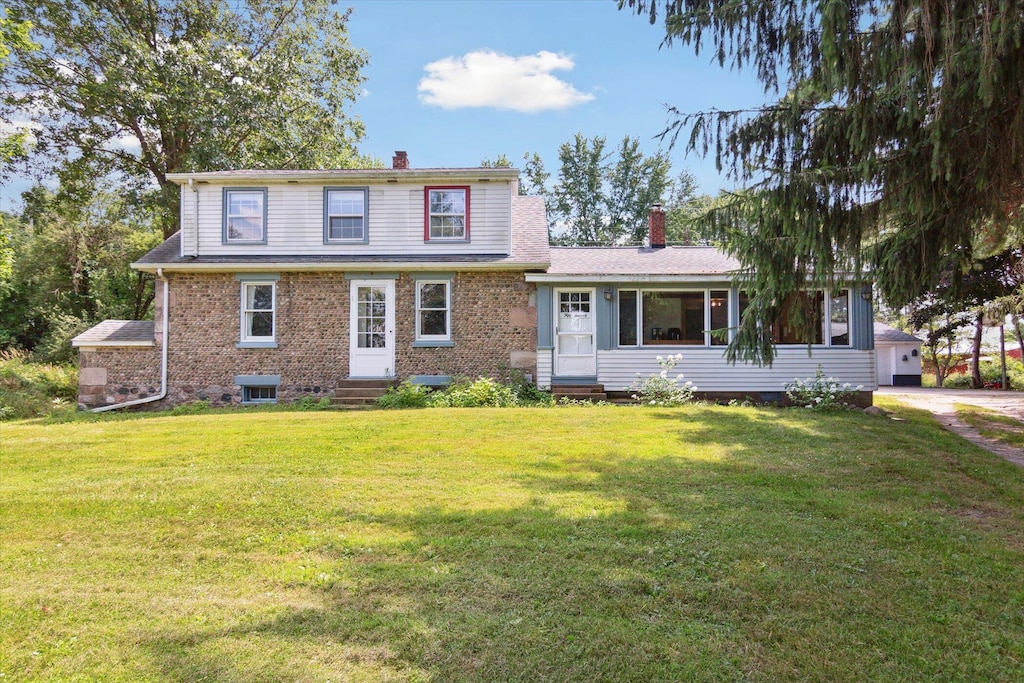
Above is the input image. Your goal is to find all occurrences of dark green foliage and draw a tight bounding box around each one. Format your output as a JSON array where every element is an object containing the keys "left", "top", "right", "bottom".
[
  {"left": 621, "top": 1, "right": 1024, "bottom": 363},
  {"left": 377, "top": 380, "right": 433, "bottom": 409},
  {"left": 0, "top": 185, "right": 162, "bottom": 358}
]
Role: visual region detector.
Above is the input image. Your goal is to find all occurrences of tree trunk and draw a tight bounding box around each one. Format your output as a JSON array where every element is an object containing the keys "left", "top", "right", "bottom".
[{"left": 971, "top": 312, "right": 984, "bottom": 388}]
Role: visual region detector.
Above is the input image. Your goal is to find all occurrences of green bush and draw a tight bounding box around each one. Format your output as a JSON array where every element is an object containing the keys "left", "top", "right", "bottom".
[
  {"left": 0, "top": 349, "right": 78, "bottom": 420},
  {"left": 292, "top": 395, "right": 332, "bottom": 410},
  {"left": 427, "top": 377, "right": 518, "bottom": 408},
  {"left": 377, "top": 379, "right": 432, "bottom": 409},
  {"left": 941, "top": 372, "right": 972, "bottom": 389}
]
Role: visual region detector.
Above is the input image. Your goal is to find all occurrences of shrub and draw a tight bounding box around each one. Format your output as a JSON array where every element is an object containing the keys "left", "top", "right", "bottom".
[
  {"left": 629, "top": 354, "right": 696, "bottom": 406},
  {"left": 942, "top": 372, "right": 972, "bottom": 389},
  {"left": 293, "top": 395, "right": 332, "bottom": 411},
  {"left": 499, "top": 367, "right": 554, "bottom": 405},
  {"left": 0, "top": 349, "right": 79, "bottom": 420},
  {"left": 428, "top": 377, "right": 519, "bottom": 408},
  {"left": 377, "top": 379, "right": 432, "bottom": 409},
  {"left": 783, "top": 367, "right": 862, "bottom": 410}
]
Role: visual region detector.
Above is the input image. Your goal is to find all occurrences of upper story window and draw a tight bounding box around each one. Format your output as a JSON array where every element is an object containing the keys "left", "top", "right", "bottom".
[
  {"left": 223, "top": 188, "right": 267, "bottom": 243},
  {"left": 324, "top": 187, "right": 368, "bottom": 243},
  {"left": 425, "top": 186, "right": 470, "bottom": 241}
]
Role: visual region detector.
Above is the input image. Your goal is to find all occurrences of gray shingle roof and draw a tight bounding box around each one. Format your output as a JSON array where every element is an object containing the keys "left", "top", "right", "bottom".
[
  {"left": 71, "top": 320, "right": 155, "bottom": 346},
  {"left": 874, "top": 322, "right": 923, "bottom": 344},
  {"left": 547, "top": 246, "right": 741, "bottom": 276}
]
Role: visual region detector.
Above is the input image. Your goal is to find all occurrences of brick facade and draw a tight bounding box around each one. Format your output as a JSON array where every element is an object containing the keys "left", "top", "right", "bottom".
[{"left": 77, "top": 270, "right": 537, "bottom": 408}]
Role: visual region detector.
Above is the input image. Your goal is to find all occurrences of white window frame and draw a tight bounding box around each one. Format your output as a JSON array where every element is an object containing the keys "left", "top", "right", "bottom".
[
  {"left": 324, "top": 187, "right": 368, "bottom": 243},
  {"left": 240, "top": 281, "right": 276, "bottom": 343},
  {"left": 425, "top": 187, "right": 469, "bottom": 241},
  {"left": 223, "top": 188, "right": 267, "bottom": 243},
  {"left": 415, "top": 279, "right": 451, "bottom": 342}
]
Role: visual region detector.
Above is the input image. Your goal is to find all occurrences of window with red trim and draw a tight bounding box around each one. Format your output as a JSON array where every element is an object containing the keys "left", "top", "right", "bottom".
[{"left": 424, "top": 186, "right": 470, "bottom": 240}]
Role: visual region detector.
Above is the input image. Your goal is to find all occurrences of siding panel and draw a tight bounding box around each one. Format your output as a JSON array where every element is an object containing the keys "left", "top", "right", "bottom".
[
  {"left": 193, "top": 182, "right": 512, "bottom": 256},
  {"left": 595, "top": 348, "right": 877, "bottom": 392}
]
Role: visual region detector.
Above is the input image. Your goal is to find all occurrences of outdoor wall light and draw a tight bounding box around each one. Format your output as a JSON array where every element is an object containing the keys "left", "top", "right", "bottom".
[
  {"left": 902, "top": 354, "right": 909, "bottom": 362},
  {"left": 911, "top": 349, "right": 918, "bottom": 357},
  {"left": 860, "top": 284, "right": 873, "bottom": 301},
  {"left": 604, "top": 288, "right": 613, "bottom": 301}
]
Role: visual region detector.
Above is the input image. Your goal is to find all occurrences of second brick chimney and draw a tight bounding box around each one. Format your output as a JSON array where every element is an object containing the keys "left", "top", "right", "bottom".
[
  {"left": 392, "top": 150, "right": 409, "bottom": 169},
  {"left": 648, "top": 203, "right": 666, "bottom": 248}
]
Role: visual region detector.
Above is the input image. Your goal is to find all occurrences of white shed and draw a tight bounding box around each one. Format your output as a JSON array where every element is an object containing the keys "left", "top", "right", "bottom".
[{"left": 874, "top": 322, "right": 923, "bottom": 386}]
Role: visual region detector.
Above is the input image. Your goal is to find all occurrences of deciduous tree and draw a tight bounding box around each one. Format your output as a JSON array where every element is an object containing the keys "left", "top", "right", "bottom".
[{"left": 2, "top": 0, "right": 371, "bottom": 237}]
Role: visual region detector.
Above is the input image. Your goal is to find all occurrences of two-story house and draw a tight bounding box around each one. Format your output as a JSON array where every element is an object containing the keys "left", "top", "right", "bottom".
[{"left": 72, "top": 152, "right": 878, "bottom": 409}]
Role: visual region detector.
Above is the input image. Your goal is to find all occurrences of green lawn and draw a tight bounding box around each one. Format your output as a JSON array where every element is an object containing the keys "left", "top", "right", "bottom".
[
  {"left": 2, "top": 401, "right": 1023, "bottom": 682},
  {"left": 956, "top": 403, "right": 1024, "bottom": 449}
]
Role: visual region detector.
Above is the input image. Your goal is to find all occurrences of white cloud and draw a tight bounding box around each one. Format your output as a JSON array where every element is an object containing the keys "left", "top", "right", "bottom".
[
  {"left": 107, "top": 134, "right": 142, "bottom": 153},
  {"left": 418, "top": 50, "right": 594, "bottom": 113}
]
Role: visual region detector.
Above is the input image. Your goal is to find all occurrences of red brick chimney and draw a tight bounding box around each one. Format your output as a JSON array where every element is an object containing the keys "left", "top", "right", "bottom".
[
  {"left": 649, "top": 203, "right": 666, "bottom": 249},
  {"left": 392, "top": 150, "right": 409, "bottom": 169}
]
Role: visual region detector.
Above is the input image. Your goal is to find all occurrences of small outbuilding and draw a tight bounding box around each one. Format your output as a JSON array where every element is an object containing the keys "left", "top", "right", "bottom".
[{"left": 874, "top": 322, "right": 923, "bottom": 386}]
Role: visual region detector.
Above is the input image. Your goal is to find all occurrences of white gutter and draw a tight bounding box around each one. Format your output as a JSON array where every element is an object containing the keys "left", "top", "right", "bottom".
[
  {"left": 92, "top": 268, "right": 170, "bottom": 412},
  {"left": 131, "top": 260, "right": 551, "bottom": 273},
  {"left": 524, "top": 273, "right": 740, "bottom": 283}
]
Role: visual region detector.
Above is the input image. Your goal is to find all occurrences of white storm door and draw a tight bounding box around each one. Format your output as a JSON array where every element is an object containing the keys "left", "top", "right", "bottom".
[
  {"left": 554, "top": 289, "right": 597, "bottom": 377},
  {"left": 349, "top": 280, "right": 396, "bottom": 378}
]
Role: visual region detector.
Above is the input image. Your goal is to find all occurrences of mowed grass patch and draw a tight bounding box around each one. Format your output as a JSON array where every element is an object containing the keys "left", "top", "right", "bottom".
[{"left": 2, "top": 403, "right": 1023, "bottom": 682}]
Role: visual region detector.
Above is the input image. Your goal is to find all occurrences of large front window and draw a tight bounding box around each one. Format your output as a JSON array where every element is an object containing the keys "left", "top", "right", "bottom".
[
  {"left": 224, "top": 189, "right": 266, "bottom": 243},
  {"left": 425, "top": 187, "right": 469, "bottom": 240},
  {"left": 241, "top": 282, "right": 275, "bottom": 342},
  {"left": 643, "top": 291, "right": 705, "bottom": 345},
  {"left": 416, "top": 280, "right": 451, "bottom": 342},
  {"left": 325, "top": 188, "right": 367, "bottom": 242}
]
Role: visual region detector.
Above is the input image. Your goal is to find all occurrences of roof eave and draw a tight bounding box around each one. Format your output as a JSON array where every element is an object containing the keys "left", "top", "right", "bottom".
[
  {"left": 525, "top": 273, "right": 740, "bottom": 283},
  {"left": 165, "top": 168, "right": 521, "bottom": 185},
  {"left": 132, "top": 260, "right": 551, "bottom": 273}
]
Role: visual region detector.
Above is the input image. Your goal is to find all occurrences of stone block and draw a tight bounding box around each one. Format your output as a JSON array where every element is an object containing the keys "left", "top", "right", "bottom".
[
  {"left": 79, "top": 367, "right": 107, "bottom": 386},
  {"left": 509, "top": 307, "right": 537, "bottom": 328},
  {"left": 510, "top": 351, "right": 536, "bottom": 369}
]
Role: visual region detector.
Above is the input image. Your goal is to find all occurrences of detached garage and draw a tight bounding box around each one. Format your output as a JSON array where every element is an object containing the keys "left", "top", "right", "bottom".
[{"left": 874, "top": 322, "right": 923, "bottom": 386}]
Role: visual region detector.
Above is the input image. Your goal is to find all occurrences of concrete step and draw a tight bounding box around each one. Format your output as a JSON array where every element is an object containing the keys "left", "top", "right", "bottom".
[
  {"left": 336, "top": 379, "right": 395, "bottom": 389},
  {"left": 334, "top": 386, "right": 391, "bottom": 398}
]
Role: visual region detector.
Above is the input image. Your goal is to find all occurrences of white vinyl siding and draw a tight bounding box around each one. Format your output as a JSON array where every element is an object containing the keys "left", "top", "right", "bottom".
[
  {"left": 189, "top": 181, "right": 512, "bottom": 256},
  {"left": 594, "top": 348, "right": 877, "bottom": 392}
]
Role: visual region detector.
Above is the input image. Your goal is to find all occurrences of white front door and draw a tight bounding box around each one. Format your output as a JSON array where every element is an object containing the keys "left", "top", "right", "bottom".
[
  {"left": 349, "top": 279, "right": 396, "bottom": 378},
  {"left": 554, "top": 289, "right": 597, "bottom": 377},
  {"left": 876, "top": 347, "right": 894, "bottom": 386}
]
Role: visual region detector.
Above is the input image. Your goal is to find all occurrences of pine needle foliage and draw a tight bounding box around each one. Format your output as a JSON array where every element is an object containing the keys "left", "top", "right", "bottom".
[{"left": 622, "top": 1, "right": 1024, "bottom": 364}]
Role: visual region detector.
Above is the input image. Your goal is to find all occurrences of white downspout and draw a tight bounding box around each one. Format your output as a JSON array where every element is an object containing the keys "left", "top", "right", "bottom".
[
  {"left": 188, "top": 177, "right": 199, "bottom": 257},
  {"left": 92, "top": 268, "right": 170, "bottom": 412}
]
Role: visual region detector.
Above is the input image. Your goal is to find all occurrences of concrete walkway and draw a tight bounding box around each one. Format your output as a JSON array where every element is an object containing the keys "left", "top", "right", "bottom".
[{"left": 875, "top": 386, "right": 1024, "bottom": 466}]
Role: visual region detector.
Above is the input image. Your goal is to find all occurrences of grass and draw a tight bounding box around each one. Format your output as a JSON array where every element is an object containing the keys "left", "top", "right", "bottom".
[
  {"left": 2, "top": 401, "right": 1023, "bottom": 682},
  {"left": 956, "top": 403, "right": 1024, "bottom": 449}
]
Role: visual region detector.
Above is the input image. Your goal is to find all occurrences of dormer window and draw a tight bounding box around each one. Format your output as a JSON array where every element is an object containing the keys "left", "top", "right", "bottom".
[
  {"left": 324, "top": 187, "right": 369, "bottom": 243},
  {"left": 223, "top": 188, "right": 267, "bottom": 243},
  {"left": 424, "top": 186, "right": 470, "bottom": 241}
]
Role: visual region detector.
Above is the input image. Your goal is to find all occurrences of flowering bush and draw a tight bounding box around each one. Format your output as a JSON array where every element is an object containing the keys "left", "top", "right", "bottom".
[
  {"left": 783, "top": 367, "right": 863, "bottom": 410},
  {"left": 630, "top": 354, "right": 697, "bottom": 406}
]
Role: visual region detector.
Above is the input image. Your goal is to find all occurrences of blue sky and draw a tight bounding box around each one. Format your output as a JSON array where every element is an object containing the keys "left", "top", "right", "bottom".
[
  {"left": 346, "top": 0, "right": 764, "bottom": 192},
  {"left": 1, "top": 0, "right": 767, "bottom": 211}
]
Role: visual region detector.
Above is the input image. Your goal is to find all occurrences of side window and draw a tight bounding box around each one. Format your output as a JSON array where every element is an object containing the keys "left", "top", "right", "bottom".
[
  {"left": 424, "top": 187, "right": 469, "bottom": 240},
  {"left": 324, "top": 188, "right": 368, "bottom": 242},
  {"left": 241, "top": 282, "right": 275, "bottom": 342},
  {"left": 709, "top": 290, "right": 729, "bottom": 346},
  {"left": 618, "top": 290, "right": 638, "bottom": 346},
  {"left": 830, "top": 290, "right": 851, "bottom": 346},
  {"left": 415, "top": 280, "right": 451, "bottom": 342},
  {"left": 224, "top": 188, "right": 267, "bottom": 243},
  {"left": 242, "top": 386, "right": 277, "bottom": 403}
]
